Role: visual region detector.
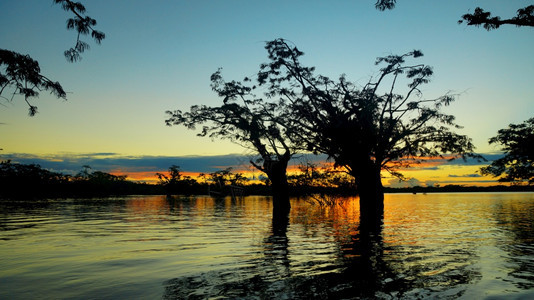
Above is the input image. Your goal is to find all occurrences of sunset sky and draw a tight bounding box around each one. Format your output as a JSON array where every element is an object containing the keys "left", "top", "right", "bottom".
[{"left": 1, "top": 0, "right": 533, "bottom": 186}]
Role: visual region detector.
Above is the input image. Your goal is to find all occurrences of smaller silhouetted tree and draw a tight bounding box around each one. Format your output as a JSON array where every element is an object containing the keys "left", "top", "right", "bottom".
[
  {"left": 157, "top": 165, "right": 199, "bottom": 195},
  {"left": 481, "top": 117, "right": 534, "bottom": 185},
  {"left": 166, "top": 69, "right": 296, "bottom": 216},
  {"left": 156, "top": 165, "right": 183, "bottom": 185}
]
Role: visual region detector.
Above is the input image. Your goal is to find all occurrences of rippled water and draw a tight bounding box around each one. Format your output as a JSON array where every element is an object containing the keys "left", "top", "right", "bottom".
[{"left": 1, "top": 193, "right": 533, "bottom": 299}]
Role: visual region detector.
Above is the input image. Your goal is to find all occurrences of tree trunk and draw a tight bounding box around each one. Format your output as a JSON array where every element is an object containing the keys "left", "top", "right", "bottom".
[
  {"left": 266, "top": 159, "right": 291, "bottom": 219},
  {"left": 355, "top": 165, "right": 384, "bottom": 230},
  {"left": 253, "top": 150, "right": 292, "bottom": 219}
]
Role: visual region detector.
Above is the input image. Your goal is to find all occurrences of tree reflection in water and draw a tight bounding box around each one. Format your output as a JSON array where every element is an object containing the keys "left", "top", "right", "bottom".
[
  {"left": 161, "top": 220, "right": 406, "bottom": 299},
  {"left": 2, "top": 194, "right": 532, "bottom": 299},
  {"left": 161, "top": 194, "right": 532, "bottom": 299},
  {"left": 492, "top": 196, "right": 534, "bottom": 290}
]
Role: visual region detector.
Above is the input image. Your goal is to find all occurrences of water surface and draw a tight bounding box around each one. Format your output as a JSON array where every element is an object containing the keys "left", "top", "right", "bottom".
[{"left": 1, "top": 193, "right": 533, "bottom": 299}]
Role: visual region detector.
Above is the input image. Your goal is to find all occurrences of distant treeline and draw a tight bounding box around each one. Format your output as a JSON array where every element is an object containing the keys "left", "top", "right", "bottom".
[
  {"left": 0, "top": 161, "right": 262, "bottom": 199},
  {"left": 0, "top": 161, "right": 161, "bottom": 199},
  {"left": 1, "top": 161, "right": 531, "bottom": 200}
]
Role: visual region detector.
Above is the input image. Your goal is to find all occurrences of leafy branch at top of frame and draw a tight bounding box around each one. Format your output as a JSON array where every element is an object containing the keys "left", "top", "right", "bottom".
[{"left": 54, "top": 0, "right": 105, "bottom": 62}]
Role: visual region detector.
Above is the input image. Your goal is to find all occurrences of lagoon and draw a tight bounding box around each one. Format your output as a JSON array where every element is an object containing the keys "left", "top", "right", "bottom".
[{"left": 1, "top": 193, "right": 533, "bottom": 299}]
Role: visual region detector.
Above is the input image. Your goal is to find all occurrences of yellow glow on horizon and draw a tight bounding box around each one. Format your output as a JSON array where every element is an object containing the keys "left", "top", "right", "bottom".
[
  {"left": 110, "top": 160, "right": 504, "bottom": 187},
  {"left": 387, "top": 164, "right": 505, "bottom": 187}
]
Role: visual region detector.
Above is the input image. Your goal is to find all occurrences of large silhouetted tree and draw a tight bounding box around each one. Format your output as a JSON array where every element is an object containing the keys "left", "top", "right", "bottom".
[
  {"left": 255, "top": 39, "right": 480, "bottom": 225},
  {"left": 165, "top": 69, "right": 295, "bottom": 217},
  {"left": 481, "top": 117, "right": 534, "bottom": 184},
  {"left": 166, "top": 39, "right": 480, "bottom": 224},
  {"left": 375, "top": 1, "right": 534, "bottom": 30},
  {"left": 0, "top": 0, "right": 104, "bottom": 116}
]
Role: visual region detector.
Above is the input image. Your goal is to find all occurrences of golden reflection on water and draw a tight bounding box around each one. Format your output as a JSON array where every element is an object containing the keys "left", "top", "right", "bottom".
[
  {"left": 120, "top": 193, "right": 532, "bottom": 266},
  {"left": 119, "top": 193, "right": 533, "bottom": 270},
  {"left": 2, "top": 193, "right": 533, "bottom": 299}
]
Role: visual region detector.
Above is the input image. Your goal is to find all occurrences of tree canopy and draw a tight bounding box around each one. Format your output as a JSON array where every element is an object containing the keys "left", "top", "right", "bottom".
[
  {"left": 253, "top": 39, "right": 482, "bottom": 223},
  {"left": 257, "top": 39, "right": 480, "bottom": 181},
  {"left": 166, "top": 38, "right": 480, "bottom": 222},
  {"left": 1, "top": 0, "right": 104, "bottom": 116},
  {"left": 375, "top": 0, "right": 396, "bottom": 11},
  {"left": 458, "top": 5, "right": 534, "bottom": 30},
  {"left": 0, "top": 49, "right": 66, "bottom": 116},
  {"left": 165, "top": 68, "right": 296, "bottom": 191},
  {"left": 166, "top": 64, "right": 298, "bottom": 215},
  {"left": 481, "top": 117, "right": 534, "bottom": 184}
]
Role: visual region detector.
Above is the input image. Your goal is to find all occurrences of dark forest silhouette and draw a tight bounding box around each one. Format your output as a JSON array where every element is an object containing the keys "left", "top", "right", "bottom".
[
  {"left": 0, "top": 161, "right": 153, "bottom": 198},
  {"left": 2, "top": 160, "right": 532, "bottom": 201},
  {"left": 167, "top": 39, "right": 481, "bottom": 225}
]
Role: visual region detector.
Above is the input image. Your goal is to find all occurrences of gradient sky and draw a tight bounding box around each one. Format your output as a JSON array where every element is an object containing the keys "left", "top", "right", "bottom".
[{"left": 1, "top": 0, "right": 533, "bottom": 185}]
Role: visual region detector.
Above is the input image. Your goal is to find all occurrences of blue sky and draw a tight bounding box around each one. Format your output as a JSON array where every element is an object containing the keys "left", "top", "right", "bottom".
[{"left": 1, "top": 0, "right": 533, "bottom": 185}]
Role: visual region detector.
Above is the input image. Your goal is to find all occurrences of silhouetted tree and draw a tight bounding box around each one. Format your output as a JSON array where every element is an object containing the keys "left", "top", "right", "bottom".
[
  {"left": 481, "top": 117, "right": 534, "bottom": 184},
  {"left": 1, "top": 0, "right": 104, "bottom": 116},
  {"left": 375, "top": 0, "right": 396, "bottom": 11},
  {"left": 166, "top": 69, "right": 295, "bottom": 217},
  {"left": 54, "top": 0, "right": 106, "bottom": 62},
  {"left": 157, "top": 165, "right": 200, "bottom": 195},
  {"left": 69, "top": 165, "right": 143, "bottom": 196},
  {"left": 201, "top": 167, "right": 248, "bottom": 187},
  {"left": 0, "top": 49, "right": 66, "bottom": 116},
  {"left": 87, "top": 171, "right": 127, "bottom": 183},
  {"left": 375, "top": 1, "right": 534, "bottom": 30},
  {"left": 459, "top": 5, "right": 534, "bottom": 30},
  {"left": 256, "top": 39, "right": 480, "bottom": 225},
  {"left": 73, "top": 165, "right": 127, "bottom": 182},
  {"left": 156, "top": 165, "right": 183, "bottom": 185}
]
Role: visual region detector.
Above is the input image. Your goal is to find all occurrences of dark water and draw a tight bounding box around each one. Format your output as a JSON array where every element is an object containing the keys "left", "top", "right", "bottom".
[{"left": 0, "top": 193, "right": 533, "bottom": 299}]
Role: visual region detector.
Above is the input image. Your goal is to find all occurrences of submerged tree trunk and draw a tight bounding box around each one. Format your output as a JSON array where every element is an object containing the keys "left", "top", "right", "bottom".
[
  {"left": 252, "top": 151, "right": 291, "bottom": 219},
  {"left": 265, "top": 158, "right": 291, "bottom": 219},
  {"left": 354, "top": 164, "right": 384, "bottom": 230}
]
